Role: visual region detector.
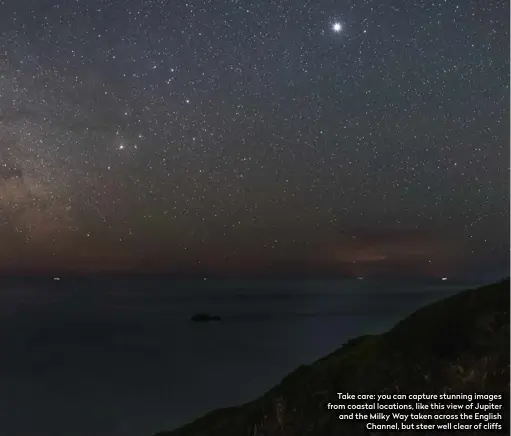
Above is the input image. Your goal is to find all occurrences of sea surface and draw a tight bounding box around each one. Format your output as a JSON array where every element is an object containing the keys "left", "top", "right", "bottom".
[{"left": 0, "top": 278, "right": 483, "bottom": 436}]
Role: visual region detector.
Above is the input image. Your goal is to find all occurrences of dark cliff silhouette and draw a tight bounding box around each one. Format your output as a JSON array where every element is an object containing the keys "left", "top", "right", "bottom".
[{"left": 154, "top": 279, "right": 510, "bottom": 436}]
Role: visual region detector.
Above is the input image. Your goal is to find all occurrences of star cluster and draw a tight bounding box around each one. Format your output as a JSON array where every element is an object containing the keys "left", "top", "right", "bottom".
[{"left": 0, "top": 0, "right": 508, "bottom": 276}]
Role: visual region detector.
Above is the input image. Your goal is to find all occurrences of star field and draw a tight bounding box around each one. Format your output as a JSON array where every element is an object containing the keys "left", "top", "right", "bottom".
[{"left": 0, "top": 0, "right": 508, "bottom": 276}]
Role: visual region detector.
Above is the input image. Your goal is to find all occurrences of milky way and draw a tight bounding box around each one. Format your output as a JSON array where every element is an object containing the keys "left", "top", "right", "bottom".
[{"left": 0, "top": 0, "right": 508, "bottom": 276}]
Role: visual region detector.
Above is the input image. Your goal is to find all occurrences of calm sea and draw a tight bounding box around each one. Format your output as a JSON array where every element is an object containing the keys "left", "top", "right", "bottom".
[{"left": 0, "top": 278, "right": 480, "bottom": 436}]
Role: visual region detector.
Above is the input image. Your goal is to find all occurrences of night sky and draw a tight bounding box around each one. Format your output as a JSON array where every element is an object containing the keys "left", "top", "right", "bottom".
[{"left": 0, "top": 0, "right": 508, "bottom": 277}]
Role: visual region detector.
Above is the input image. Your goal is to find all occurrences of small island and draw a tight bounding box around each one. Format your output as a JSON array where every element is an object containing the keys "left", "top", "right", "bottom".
[{"left": 190, "top": 313, "right": 221, "bottom": 322}]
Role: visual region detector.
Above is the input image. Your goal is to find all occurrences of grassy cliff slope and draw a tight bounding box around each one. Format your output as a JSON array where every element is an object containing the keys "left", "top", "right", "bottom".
[{"left": 155, "top": 279, "right": 510, "bottom": 436}]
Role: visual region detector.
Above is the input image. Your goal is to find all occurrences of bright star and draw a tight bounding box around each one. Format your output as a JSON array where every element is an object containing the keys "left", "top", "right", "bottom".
[{"left": 332, "top": 22, "right": 342, "bottom": 33}]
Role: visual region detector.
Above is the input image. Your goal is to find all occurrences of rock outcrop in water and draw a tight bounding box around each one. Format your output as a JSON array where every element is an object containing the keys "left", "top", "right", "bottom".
[
  {"left": 190, "top": 313, "right": 221, "bottom": 322},
  {"left": 156, "top": 279, "right": 510, "bottom": 436}
]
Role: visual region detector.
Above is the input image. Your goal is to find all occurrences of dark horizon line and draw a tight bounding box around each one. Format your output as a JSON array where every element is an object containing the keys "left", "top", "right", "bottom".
[{"left": 0, "top": 269, "right": 505, "bottom": 284}]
